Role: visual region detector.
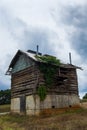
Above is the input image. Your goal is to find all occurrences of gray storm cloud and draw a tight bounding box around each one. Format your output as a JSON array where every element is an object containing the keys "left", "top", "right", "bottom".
[
  {"left": 59, "top": 5, "right": 87, "bottom": 59},
  {"left": 0, "top": 0, "right": 87, "bottom": 98}
]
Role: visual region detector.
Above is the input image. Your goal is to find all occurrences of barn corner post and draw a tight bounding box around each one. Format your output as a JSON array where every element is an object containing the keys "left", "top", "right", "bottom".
[{"left": 33, "top": 63, "right": 39, "bottom": 116}]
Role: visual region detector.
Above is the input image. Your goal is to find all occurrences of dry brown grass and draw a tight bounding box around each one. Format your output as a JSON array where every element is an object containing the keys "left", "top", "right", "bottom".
[
  {"left": 0, "top": 104, "right": 10, "bottom": 113},
  {"left": 0, "top": 107, "right": 87, "bottom": 130},
  {"left": 80, "top": 102, "right": 87, "bottom": 109}
]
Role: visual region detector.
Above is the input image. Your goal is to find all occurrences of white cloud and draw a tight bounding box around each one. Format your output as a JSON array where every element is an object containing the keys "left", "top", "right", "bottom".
[{"left": 0, "top": 0, "right": 86, "bottom": 98}]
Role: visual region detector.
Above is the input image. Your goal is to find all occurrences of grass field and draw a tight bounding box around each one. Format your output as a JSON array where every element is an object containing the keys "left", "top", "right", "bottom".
[
  {"left": 0, "top": 104, "right": 10, "bottom": 113},
  {"left": 0, "top": 107, "right": 87, "bottom": 130}
]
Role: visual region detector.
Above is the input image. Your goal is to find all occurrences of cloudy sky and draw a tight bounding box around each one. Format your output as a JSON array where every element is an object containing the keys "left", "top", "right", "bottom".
[{"left": 0, "top": 0, "right": 87, "bottom": 98}]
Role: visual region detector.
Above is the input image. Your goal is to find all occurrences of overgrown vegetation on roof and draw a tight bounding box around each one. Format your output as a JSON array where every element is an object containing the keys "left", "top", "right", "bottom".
[
  {"left": 36, "top": 55, "right": 61, "bottom": 100},
  {"left": 35, "top": 55, "right": 61, "bottom": 66},
  {"left": 36, "top": 55, "right": 61, "bottom": 87},
  {"left": 39, "top": 64, "right": 57, "bottom": 87},
  {"left": 37, "top": 64, "right": 57, "bottom": 100}
]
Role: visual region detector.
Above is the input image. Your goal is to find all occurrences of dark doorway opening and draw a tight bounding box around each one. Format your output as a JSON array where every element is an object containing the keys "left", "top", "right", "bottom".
[{"left": 20, "top": 95, "right": 26, "bottom": 114}]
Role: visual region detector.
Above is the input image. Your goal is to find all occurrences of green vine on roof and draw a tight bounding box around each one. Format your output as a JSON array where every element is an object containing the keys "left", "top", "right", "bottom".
[
  {"left": 36, "top": 55, "right": 61, "bottom": 88},
  {"left": 39, "top": 64, "right": 57, "bottom": 87},
  {"left": 35, "top": 55, "right": 61, "bottom": 66},
  {"left": 36, "top": 55, "right": 61, "bottom": 100}
]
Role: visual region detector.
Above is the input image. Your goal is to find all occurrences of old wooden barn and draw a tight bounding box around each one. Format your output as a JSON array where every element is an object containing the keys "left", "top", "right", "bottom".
[{"left": 7, "top": 49, "right": 81, "bottom": 115}]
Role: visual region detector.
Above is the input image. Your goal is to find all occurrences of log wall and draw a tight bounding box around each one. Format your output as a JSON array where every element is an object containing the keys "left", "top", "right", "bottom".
[
  {"left": 51, "top": 67, "right": 78, "bottom": 95},
  {"left": 11, "top": 65, "right": 40, "bottom": 98},
  {"left": 11, "top": 63, "right": 79, "bottom": 98}
]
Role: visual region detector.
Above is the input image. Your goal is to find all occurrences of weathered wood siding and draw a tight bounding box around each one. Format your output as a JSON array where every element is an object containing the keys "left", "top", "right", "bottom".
[
  {"left": 12, "top": 54, "right": 35, "bottom": 73},
  {"left": 11, "top": 64, "right": 40, "bottom": 98},
  {"left": 11, "top": 63, "right": 78, "bottom": 98},
  {"left": 11, "top": 53, "right": 79, "bottom": 97},
  {"left": 50, "top": 67, "right": 78, "bottom": 95}
]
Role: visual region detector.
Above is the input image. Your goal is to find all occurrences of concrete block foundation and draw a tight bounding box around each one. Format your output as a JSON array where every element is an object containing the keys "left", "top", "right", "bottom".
[
  {"left": 11, "top": 98, "right": 20, "bottom": 113},
  {"left": 11, "top": 94, "right": 80, "bottom": 115}
]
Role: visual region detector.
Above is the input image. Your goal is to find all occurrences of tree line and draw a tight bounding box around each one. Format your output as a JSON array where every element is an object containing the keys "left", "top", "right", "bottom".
[
  {"left": 0, "top": 89, "right": 87, "bottom": 105},
  {"left": 0, "top": 89, "right": 11, "bottom": 105},
  {"left": 83, "top": 93, "right": 87, "bottom": 99}
]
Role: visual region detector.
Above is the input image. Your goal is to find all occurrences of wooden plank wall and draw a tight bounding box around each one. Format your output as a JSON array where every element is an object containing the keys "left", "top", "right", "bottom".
[
  {"left": 11, "top": 64, "right": 78, "bottom": 98},
  {"left": 11, "top": 65, "right": 40, "bottom": 98},
  {"left": 50, "top": 67, "right": 78, "bottom": 95}
]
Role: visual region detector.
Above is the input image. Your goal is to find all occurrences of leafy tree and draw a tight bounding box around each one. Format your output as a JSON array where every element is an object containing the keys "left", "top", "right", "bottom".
[
  {"left": 0, "top": 89, "right": 11, "bottom": 105},
  {"left": 83, "top": 93, "right": 87, "bottom": 99}
]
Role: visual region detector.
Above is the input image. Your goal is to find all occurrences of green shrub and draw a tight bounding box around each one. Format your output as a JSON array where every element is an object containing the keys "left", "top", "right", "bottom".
[
  {"left": 36, "top": 55, "right": 61, "bottom": 66},
  {"left": 37, "top": 85, "right": 47, "bottom": 101}
]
